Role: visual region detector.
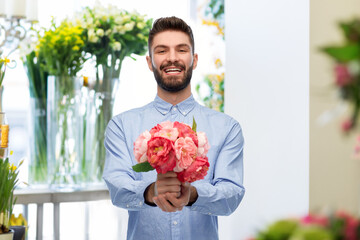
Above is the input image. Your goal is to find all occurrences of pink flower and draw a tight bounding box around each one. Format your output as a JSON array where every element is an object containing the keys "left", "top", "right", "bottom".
[
  {"left": 176, "top": 156, "right": 209, "bottom": 183},
  {"left": 341, "top": 119, "right": 353, "bottom": 133},
  {"left": 153, "top": 121, "right": 179, "bottom": 141},
  {"left": 147, "top": 137, "right": 176, "bottom": 174},
  {"left": 173, "top": 137, "right": 197, "bottom": 172},
  {"left": 174, "top": 121, "right": 198, "bottom": 146},
  {"left": 300, "top": 214, "right": 328, "bottom": 227},
  {"left": 335, "top": 64, "right": 352, "bottom": 87},
  {"left": 133, "top": 130, "right": 151, "bottom": 163},
  {"left": 197, "top": 131, "right": 210, "bottom": 158}
]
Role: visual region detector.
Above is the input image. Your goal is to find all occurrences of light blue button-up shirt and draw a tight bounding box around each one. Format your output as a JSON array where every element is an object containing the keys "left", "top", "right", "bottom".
[{"left": 103, "top": 95, "right": 245, "bottom": 240}]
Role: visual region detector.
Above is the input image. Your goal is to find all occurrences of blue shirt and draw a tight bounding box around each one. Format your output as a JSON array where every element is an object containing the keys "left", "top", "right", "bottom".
[{"left": 103, "top": 95, "right": 245, "bottom": 240}]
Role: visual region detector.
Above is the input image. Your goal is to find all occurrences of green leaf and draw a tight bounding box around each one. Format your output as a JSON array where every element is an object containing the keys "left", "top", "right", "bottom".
[
  {"left": 132, "top": 161, "right": 154, "bottom": 172},
  {"left": 321, "top": 44, "right": 360, "bottom": 62},
  {"left": 192, "top": 117, "right": 197, "bottom": 132}
]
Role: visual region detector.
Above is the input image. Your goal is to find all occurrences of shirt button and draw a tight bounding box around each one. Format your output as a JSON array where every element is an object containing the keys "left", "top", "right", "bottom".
[
  {"left": 183, "top": 112, "right": 186, "bottom": 115},
  {"left": 173, "top": 107, "right": 177, "bottom": 111},
  {"left": 139, "top": 202, "right": 143, "bottom": 206},
  {"left": 173, "top": 221, "right": 178, "bottom": 225},
  {"left": 126, "top": 204, "right": 130, "bottom": 208},
  {"left": 208, "top": 213, "right": 212, "bottom": 215}
]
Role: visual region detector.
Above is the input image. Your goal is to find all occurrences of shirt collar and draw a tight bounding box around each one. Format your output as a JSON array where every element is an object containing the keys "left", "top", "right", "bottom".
[{"left": 154, "top": 95, "right": 196, "bottom": 116}]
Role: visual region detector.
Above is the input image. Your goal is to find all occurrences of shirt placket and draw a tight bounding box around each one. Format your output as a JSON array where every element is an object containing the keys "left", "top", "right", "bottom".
[
  {"left": 170, "top": 105, "right": 179, "bottom": 121},
  {"left": 170, "top": 212, "right": 181, "bottom": 240}
]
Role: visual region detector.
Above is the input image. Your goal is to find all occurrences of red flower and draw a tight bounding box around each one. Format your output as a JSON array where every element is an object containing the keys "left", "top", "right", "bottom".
[
  {"left": 174, "top": 121, "right": 198, "bottom": 146},
  {"left": 147, "top": 137, "right": 176, "bottom": 174},
  {"left": 177, "top": 156, "right": 209, "bottom": 183}
]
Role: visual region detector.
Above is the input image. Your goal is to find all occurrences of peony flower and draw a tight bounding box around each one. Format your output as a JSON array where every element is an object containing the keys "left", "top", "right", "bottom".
[
  {"left": 176, "top": 156, "right": 209, "bottom": 183},
  {"left": 173, "top": 137, "right": 197, "bottom": 172},
  {"left": 147, "top": 137, "right": 176, "bottom": 174},
  {"left": 153, "top": 121, "right": 179, "bottom": 141},
  {"left": 197, "top": 131, "right": 210, "bottom": 158},
  {"left": 133, "top": 130, "right": 151, "bottom": 163},
  {"left": 174, "top": 121, "right": 198, "bottom": 146}
]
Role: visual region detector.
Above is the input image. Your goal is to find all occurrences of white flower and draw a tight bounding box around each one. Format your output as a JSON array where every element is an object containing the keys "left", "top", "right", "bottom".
[
  {"left": 105, "top": 29, "right": 112, "bottom": 36},
  {"left": 115, "top": 16, "right": 123, "bottom": 24},
  {"left": 137, "top": 22, "right": 146, "bottom": 29},
  {"left": 88, "top": 29, "right": 99, "bottom": 43},
  {"left": 112, "top": 42, "right": 121, "bottom": 51},
  {"left": 96, "top": 29, "right": 104, "bottom": 37},
  {"left": 124, "top": 22, "right": 135, "bottom": 31}
]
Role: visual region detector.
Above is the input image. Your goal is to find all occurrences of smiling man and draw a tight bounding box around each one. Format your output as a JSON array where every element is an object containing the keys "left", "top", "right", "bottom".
[{"left": 103, "top": 16, "right": 245, "bottom": 240}]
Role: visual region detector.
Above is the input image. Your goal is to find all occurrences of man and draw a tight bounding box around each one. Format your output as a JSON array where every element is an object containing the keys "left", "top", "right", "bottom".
[{"left": 103, "top": 16, "right": 245, "bottom": 240}]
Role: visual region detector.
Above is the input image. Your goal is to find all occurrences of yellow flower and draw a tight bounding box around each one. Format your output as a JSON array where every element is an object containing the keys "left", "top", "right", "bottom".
[
  {"left": 9, "top": 164, "right": 16, "bottom": 172},
  {"left": 72, "top": 46, "right": 80, "bottom": 51}
]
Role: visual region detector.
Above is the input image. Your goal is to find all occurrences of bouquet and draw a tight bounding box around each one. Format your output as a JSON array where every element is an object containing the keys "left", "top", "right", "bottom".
[
  {"left": 38, "top": 19, "right": 86, "bottom": 77},
  {"left": 132, "top": 119, "right": 210, "bottom": 183}
]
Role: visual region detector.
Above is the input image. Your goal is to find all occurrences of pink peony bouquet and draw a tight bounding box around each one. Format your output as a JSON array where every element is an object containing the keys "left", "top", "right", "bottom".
[{"left": 132, "top": 119, "right": 210, "bottom": 183}]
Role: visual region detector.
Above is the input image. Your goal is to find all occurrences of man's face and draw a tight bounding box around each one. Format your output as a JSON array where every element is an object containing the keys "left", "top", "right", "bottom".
[{"left": 146, "top": 30, "right": 198, "bottom": 92}]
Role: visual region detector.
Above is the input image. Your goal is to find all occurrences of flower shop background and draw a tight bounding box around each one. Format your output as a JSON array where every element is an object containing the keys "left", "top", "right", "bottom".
[
  {"left": 224, "top": 0, "right": 309, "bottom": 239},
  {"left": 2, "top": 0, "right": 225, "bottom": 239},
  {"left": 310, "top": 0, "right": 360, "bottom": 214}
]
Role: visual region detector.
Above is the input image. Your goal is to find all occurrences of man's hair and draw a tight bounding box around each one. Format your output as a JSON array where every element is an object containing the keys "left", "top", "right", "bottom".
[{"left": 148, "top": 16, "right": 195, "bottom": 55}]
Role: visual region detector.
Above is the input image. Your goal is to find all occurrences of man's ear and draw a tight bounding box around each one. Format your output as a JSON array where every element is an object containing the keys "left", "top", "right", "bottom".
[
  {"left": 146, "top": 55, "right": 153, "bottom": 72},
  {"left": 192, "top": 53, "right": 198, "bottom": 70}
]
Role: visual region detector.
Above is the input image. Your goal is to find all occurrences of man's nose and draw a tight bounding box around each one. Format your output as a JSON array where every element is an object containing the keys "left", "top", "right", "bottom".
[{"left": 167, "top": 49, "right": 179, "bottom": 62}]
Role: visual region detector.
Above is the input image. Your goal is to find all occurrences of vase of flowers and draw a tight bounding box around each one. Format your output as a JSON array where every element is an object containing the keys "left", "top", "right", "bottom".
[
  {"left": 20, "top": 39, "right": 49, "bottom": 186},
  {"left": 75, "top": 3, "right": 152, "bottom": 182},
  {"left": 321, "top": 18, "right": 360, "bottom": 134},
  {"left": 38, "top": 19, "right": 86, "bottom": 189},
  {"left": 0, "top": 158, "right": 22, "bottom": 238}
]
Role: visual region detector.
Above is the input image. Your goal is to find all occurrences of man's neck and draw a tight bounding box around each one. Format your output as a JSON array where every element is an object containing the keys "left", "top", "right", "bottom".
[{"left": 157, "top": 85, "right": 191, "bottom": 105}]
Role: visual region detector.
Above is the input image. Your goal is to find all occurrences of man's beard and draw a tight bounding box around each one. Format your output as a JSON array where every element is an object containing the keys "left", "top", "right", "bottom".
[{"left": 152, "top": 61, "right": 193, "bottom": 93}]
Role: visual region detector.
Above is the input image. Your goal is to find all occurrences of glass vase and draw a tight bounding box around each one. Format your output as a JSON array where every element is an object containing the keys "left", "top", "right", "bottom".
[
  {"left": 83, "top": 62, "right": 120, "bottom": 183},
  {"left": 47, "top": 75, "right": 83, "bottom": 190},
  {"left": 28, "top": 97, "right": 48, "bottom": 186}
]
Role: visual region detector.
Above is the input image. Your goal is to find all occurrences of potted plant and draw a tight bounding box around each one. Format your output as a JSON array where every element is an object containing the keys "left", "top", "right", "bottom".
[{"left": 0, "top": 157, "right": 22, "bottom": 240}]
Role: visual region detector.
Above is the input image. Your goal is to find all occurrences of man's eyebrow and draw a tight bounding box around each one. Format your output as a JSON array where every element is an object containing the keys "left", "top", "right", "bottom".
[
  {"left": 153, "top": 44, "right": 191, "bottom": 50},
  {"left": 177, "top": 44, "right": 191, "bottom": 49},
  {"left": 153, "top": 45, "right": 168, "bottom": 50}
]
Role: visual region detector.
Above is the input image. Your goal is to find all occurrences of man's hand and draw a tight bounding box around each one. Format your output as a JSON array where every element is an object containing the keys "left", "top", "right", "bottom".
[
  {"left": 153, "top": 182, "right": 198, "bottom": 212},
  {"left": 144, "top": 171, "right": 181, "bottom": 206}
]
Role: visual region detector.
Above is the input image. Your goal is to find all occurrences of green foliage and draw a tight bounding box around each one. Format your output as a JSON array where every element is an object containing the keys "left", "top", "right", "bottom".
[
  {"left": 255, "top": 220, "right": 299, "bottom": 240},
  {"left": 132, "top": 161, "right": 154, "bottom": 172},
  {"left": 0, "top": 158, "right": 22, "bottom": 233}
]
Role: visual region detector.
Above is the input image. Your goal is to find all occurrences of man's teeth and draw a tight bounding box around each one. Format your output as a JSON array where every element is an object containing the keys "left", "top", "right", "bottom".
[{"left": 165, "top": 68, "right": 181, "bottom": 73}]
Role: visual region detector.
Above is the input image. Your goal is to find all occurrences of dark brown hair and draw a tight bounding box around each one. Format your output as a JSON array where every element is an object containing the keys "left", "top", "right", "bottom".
[{"left": 148, "top": 16, "right": 195, "bottom": 55}]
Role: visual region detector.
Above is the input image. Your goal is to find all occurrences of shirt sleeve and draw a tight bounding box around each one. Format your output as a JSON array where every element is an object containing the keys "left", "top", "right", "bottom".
[
  {"left": 190, "top": 120, "right": 245, "bottom": 216},
  {"left": 102, "top": 117, "right": 155, "bottom": 211}
]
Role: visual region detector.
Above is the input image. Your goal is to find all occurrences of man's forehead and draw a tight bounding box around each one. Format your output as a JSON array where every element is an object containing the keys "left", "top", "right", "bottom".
[{"left": 151, "top": 30, "right": 192, "bottom": 48}]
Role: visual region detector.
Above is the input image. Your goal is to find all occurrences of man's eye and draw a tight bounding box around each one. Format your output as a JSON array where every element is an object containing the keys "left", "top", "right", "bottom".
[{"left": 157, "top": 50, "right": 166, "bottom": 53}]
